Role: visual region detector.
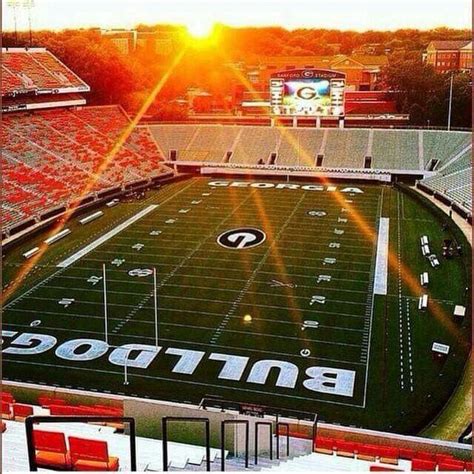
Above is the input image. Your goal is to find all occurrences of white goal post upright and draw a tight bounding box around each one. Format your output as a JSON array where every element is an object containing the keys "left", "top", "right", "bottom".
[
  {"left": 154, "top": 267, "right": 159, "bottom": 349},
  {"left": 103, "top": 263, "right": 109, "bottom": 345}
]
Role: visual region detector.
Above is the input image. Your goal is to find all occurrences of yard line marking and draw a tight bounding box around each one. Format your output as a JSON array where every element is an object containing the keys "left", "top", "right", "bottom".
[
  {"left": 40, "top": 284, "right": 368, "bottom": 304},
  {"left": 72, "top": 249, "right": 374, "bottom": 267},
  {"left": 211, "top": 191, "right": 308, "bottom": 344},
  {"left": 362, "top": 186, "right": 383, "bottom": 408},
  {"left": 57, "top": 179, "right": 199, "bottom": 269},
  {"left": 4, "top": 179, "right": 198, "bottom": 309},
  {"left": 57, "top": 205, "right": 159, "bottom": 268},
  {"left": 41, "top": 269, "right": 371, "bottom": 290},
  {"left": 109, "top": 186, "right": 261, "bottom": 335},
  {"left": 396, "top": 191, "right": 406, "bottom": 390}
]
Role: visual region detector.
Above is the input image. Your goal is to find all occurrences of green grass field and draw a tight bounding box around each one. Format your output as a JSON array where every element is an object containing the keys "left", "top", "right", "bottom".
[{"left": 2, "top": 177, "right": 471, "bottom": 435}]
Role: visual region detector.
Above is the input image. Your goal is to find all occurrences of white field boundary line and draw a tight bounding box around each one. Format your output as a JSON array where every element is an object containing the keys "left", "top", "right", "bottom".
[
  {"left": 56, "top": 205, "right": 159, "bottom": 268},
  {"left": 4, "top": 322, "right": 364, "bottom": 367},
  {"left": 3, "top": 359, "right": 364, "bottom": 408},
  {"left": 362, "top": 186, "right": 384, "bottom": 409},
  {"left": 373, "top": 217, "right": 390, "bottom": 295}
]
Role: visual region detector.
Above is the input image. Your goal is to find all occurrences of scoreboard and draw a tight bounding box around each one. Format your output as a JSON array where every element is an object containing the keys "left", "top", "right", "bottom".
[{"left": 270, "top": 68, "right": 345, "bottom": 117}]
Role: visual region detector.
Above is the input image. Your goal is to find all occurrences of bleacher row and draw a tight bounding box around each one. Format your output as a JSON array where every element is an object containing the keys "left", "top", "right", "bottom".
[
  {"left": 2, "top": 49, "right": 87, "bottom": 95},
  {"left": 420, "top": 148, "right": 473, "bottom": 212},
  {"left": 150, "top": 124, "right": 471, "bottom": 172},
  {"left": 2, "top": 390, "right": 472, "bottom": 472},
  {"left": 313, "top": 437, "right": 472, "bottom": 472},
  {"left": 2, "top": 105, "right": 168, "bottom": 231}
]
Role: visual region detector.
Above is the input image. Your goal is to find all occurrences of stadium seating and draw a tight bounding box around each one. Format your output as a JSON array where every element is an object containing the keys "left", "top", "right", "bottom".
[
  {"left": 69, "top": 436, "right": 119, "bottom": 471},
  {"left": 420, "top": 147, "right": 472, "bottom": 212},
  {"left": 12, "top": 404, "right": 34, "bottom": 421},
  {"left": 2, "top": 392, "right": 16, "bottom": 404},
  {"left": 371, "top": 130, "right": 419, "bottom": 170},
  {"left": 150, "top": 125, "right": 471, "bottom": 173},
  {"left": 2, "top": 106, "right": 168, "bottom": 231},
  {"left": 2, "top": 49, "right": 88, "bottom": 95},
  {"left": 1, "top": 401, "right": 13, "bottom": 420},
  {"left": 422, "top": 130, "right": 471, "bottom": 168},
  {"left": 33, "top": 429, "right": 71, "bottom": 470},
  {"left": 323, "top": 129, "right": 370, "bottom": 168}
]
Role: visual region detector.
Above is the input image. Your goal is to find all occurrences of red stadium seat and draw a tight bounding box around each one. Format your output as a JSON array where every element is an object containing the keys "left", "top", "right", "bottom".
[
  {"left": 314, "top": 437, "right": 335, "bottom": 455},
  {"left": 357, "top": 444, "right": 378, "bottom": 462},
  {"left": 398, "top": 448, "right": 416, "bottom": 459},
  {"left": 38, "top": 396, "right": 66, "bottom": 408},
  {"left": 417, "top": 451, "right": 436, "bottom": 462},
  {"left": 370, "top": 466, "right": 403, "bottom": 471},
  {"left": 377, "top": 447, "right": 399, "bottom": 465},
  {"left": 412, "top": 458, "right": 437, "bottom": 471},
  {"left": 438, "top": 460, "right": 465, "bottom": 471},
  {"left": 13, "top": 403, "right": 34, "bottom": 420},
  {"left": 33, "top": 430, "right": 71, "bottom": 470},
  {"left": 1, "top": 401, "right": 12, "bottom": 420},
  {"left": 68, "top": 436, "right": 119, "bottom": 471},
  {"left": 1, "top": 392, "right": 15, "bottom": 404},
  {"left": 335, "top": 439, "right": 357, "bottom": 458}
]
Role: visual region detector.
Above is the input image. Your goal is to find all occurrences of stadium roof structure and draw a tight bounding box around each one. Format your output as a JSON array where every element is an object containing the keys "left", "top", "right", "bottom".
[{"left": 1, "top": 47, "right": 90, "bottom": 97}]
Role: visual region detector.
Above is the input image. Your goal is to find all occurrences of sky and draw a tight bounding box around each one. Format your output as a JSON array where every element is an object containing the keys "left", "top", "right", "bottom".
[{"left": 2, "top": 0, "right": 472, "bottom": 32}]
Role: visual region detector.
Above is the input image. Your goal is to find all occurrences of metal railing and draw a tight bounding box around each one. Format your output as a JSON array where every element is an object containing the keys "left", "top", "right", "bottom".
[
  {"left": 220, "top": 420, "right": 249, "bottom": 471},
  {"left": 276, "top": 422, "right": 290, "bottom": 459},
  {"left": 254, "top": 421, "right": 273, "bottom": 464},
  {"left": 162, "top": 416, "right": 211, "bottom": 471}
]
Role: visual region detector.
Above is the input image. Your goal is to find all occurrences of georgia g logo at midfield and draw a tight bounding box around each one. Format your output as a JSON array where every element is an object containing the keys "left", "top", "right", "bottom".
[{"left": 217, "top": 228, "right": 266, "bottom": 250}]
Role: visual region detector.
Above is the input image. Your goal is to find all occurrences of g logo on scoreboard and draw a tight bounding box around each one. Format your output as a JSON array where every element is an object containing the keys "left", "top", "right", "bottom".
[{"left": 217, "top": 228, "right": 266, "bottom": 250}]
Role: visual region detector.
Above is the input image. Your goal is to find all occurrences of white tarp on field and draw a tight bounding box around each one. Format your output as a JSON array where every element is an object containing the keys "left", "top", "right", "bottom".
[{"left": 374, "top": 217, "right": 390, "bottom": 295}]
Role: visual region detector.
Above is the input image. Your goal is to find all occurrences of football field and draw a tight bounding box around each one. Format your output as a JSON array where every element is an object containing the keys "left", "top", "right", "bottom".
[{"left": 2, "top": 177, "right": 471, "bottom": 434}]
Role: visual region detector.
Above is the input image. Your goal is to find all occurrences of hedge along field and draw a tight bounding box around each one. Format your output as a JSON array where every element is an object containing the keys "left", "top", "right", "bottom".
[{"left": 2, "top": 177, "right": 471, "bottom": 434}]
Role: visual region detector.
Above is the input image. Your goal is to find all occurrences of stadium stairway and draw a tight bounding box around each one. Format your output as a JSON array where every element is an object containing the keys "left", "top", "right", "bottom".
[
  {"left": 2, "top": 416, "right": 229, "bottom": 471},
  {"left": 259, "top": 452, "right": 413, "bottom": 472}
]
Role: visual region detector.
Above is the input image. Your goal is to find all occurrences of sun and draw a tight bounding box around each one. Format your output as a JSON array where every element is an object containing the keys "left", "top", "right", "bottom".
[{"left": 186, "top": 20, "right": 214, "bottom": 40}]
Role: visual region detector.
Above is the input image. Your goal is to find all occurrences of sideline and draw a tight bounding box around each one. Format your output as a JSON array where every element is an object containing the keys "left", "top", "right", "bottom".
[{"left": 412, "top": 186, "right": 472, "bottom": 442}]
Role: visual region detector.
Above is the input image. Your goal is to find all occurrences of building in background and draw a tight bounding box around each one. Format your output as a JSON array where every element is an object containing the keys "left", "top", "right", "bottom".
[
  {"left": 238, "top": 54, "right": 388, "bottom": 92},
  {"left": 425, "top": 40, "right": 471, "bottom": 73},
  {"left": 101, "top": 29, "right": 174, "bottom": 56},
  {"left": 459, "top": 41, "right": 473, "bottom": 72}
]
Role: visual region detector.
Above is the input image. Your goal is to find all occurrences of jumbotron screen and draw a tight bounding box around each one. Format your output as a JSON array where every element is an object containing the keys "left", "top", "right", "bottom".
[{"left": 270, "top": 68, "right": 345, "bottom": 116}]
